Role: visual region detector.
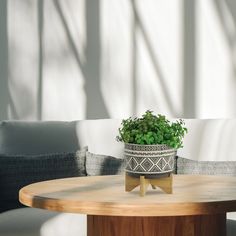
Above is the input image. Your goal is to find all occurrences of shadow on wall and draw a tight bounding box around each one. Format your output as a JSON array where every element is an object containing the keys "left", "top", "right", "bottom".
[
  {"left": 47, "top": 0, "right": 110, "bottom": 119},
  {"left": 130, "top": 0, "right": 181, "bottom": 117},
  {"left": 37, "top": 0, "right": 44, "bottom": 120},
  {"left": 182, "top": 0, "right": 196, "bottom": 118},
  {"left": 0, "top": 0, "right": 110, "bottom": 121},
  {"left": 2, "top": 1, "right": 236, "bottom": 120},
  {"left": 0, "top": 0, "right": 197, "bottom": 120},
  {"left": 213, "top": 0, "right": 236, "bottom": 113},
  {"left": 214, "top": 0, "right": 236, "bottom": 76},
  {"left": 0, "top": 0, "right": 9, "bottom": 120}
]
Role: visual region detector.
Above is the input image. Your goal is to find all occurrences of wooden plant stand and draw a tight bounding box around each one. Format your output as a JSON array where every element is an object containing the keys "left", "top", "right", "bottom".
[{"left": 125, "top": 172, "right": 173, "bottom": 196}]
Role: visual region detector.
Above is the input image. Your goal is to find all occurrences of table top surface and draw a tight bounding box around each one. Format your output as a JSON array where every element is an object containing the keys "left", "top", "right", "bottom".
[{"left": 19, "top": 174, "right": 236, "bottom": 216}]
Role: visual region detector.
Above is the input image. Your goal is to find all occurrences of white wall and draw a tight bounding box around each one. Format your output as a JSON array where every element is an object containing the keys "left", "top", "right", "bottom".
[{"left": 0, "top": 0, "right": 236, "bottom": 120}]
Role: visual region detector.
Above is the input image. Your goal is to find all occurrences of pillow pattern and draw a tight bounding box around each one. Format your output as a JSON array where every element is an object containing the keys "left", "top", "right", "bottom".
[
  {"left": 176, "top": 156, "right": 236, "bottom": 176},
  {"left": 0, "top": 147, "right": 87, "bottom": 213},
  {"left": 85, "top": 152, "right": 125, "bottom": 176}
]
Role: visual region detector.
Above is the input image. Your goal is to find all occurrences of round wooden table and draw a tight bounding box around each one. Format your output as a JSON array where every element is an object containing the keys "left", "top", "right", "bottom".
[{"left": 19, "top": 175, "right": 236, "bottom": 236}]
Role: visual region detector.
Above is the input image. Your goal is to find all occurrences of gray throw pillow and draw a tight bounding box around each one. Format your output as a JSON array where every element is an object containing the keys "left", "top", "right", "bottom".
[
  {"left": 176, "top": 156, "right": 236, "bottom": 176},
  {"left": 0, "top": 147, "right": 87, "bottom": 213},
  {"left": 86, "top": 152, "right": 125, "bottom": 176}
]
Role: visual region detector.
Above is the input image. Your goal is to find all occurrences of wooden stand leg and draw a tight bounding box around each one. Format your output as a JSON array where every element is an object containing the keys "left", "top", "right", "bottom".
[
  {"left": 125, "top": 173, "right": 139, "bottom": 191},
  {"left": 125, "top": 172, "right": 173, "bottom": 196},
  {"left": 87, "top": 214, "right": 226, "bottom": 236},
  {"left": 150, "top": 174, "right": 173, "bottom": 194},
  {"left": 140, "top": 176, "right": 149, "bottom": 197}
]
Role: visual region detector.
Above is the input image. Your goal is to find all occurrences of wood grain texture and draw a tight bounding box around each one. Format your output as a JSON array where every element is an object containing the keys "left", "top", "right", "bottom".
[
  {"left": 19, "top": 175, "right": 236, "bottom": 216},
  {"left": 87, "top": 214, "right": 226, "bottom": 236}
]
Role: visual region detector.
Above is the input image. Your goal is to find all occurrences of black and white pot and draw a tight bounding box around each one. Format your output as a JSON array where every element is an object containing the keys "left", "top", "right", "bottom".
[{"left": 124, "top": 143, "right": 176, "bottom": 175}]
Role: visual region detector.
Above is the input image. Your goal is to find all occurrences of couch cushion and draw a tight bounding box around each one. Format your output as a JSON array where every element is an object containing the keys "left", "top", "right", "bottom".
[
  {"left": 76, "top": 119, "right": 123, "bottom": 158},
  {"left": 0, "top": 208, "right": 86, "bottom": 236},
  {"left": 177, "top": 119, "right": 236, "bottom": 161},
  {"left": 85, "top": 151, "right": 125, "bottom": 176},
  {"left": 0, "top": 148, "right": 87, "bottom": 213},
  {"left": 0, "top": 121, "right": 79, "bottom": 155},
  {"left": 176, "top": 156, "right": 236, "bottom": 175}
]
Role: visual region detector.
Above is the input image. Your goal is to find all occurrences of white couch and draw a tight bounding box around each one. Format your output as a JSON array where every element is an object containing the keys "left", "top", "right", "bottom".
[{"left": 0, "top": 118, "right": 236, "bottom": 236}]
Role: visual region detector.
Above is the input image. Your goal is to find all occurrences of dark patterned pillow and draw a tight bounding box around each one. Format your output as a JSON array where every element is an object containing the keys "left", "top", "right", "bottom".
[
  {"left": 176, "top": 156, "right": 236, "bottom": 176},
  {"left": 0, "top": 147, "right": 87, "bottom": 213},
  {"left": 86, "top": 152, "right": 125, "bottom": 176}
]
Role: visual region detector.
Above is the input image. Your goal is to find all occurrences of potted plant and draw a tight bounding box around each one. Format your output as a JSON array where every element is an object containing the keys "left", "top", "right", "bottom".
[{"left": 117, "top": 110, "right": 187, "bottom": 176}]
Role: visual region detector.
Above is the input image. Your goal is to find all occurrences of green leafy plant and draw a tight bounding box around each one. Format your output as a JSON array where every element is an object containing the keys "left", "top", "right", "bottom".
[{"left": 117, "top": 110, "right": 187, "bottom": 149}]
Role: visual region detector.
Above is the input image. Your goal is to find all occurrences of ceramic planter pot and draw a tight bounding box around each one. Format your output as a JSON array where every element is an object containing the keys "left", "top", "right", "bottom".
[{"left": 124, "top": 143, "right": 176, "bottom": 175}]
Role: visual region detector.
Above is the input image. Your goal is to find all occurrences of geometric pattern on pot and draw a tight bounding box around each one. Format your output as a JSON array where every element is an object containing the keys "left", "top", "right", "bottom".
[
  {"left": 125, "top": 155, "right": 175, "bottom": 174},
  {"left": 124, "top": 144, "right": 176, "bottom": 175}
]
